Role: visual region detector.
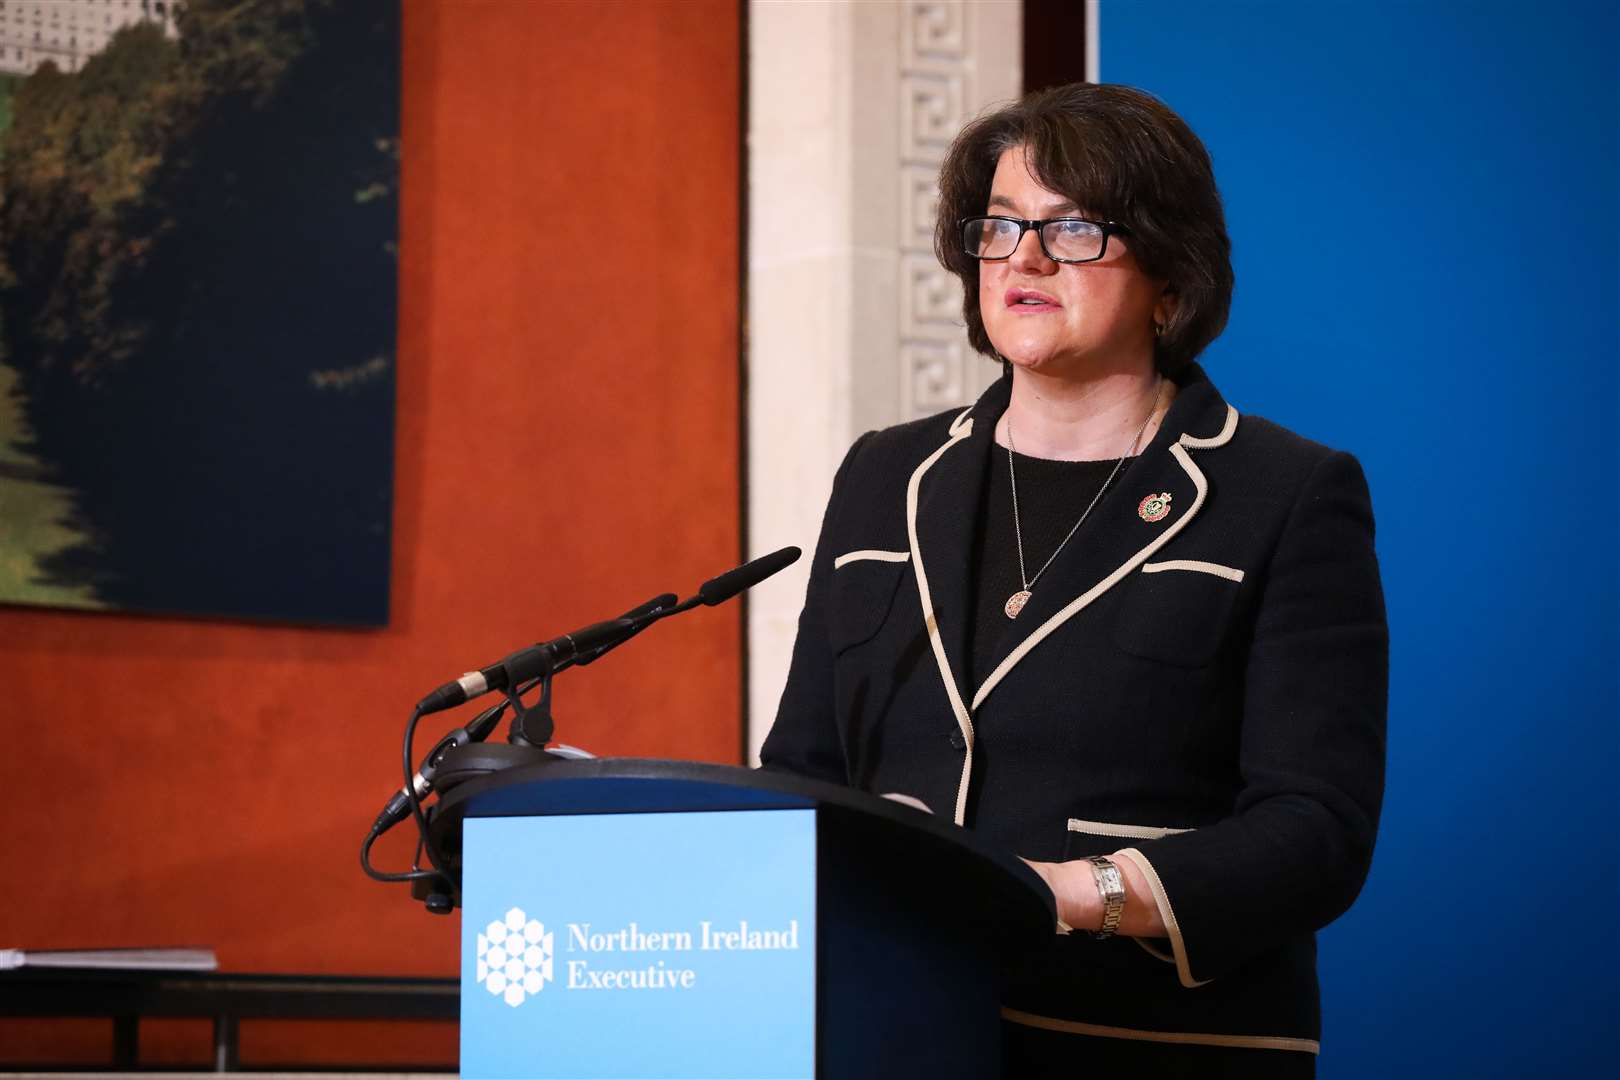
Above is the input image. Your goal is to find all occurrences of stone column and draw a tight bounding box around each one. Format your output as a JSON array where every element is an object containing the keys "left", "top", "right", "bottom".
[{"left": 746, "top": 0, "right": 1022, "bottom": 761}]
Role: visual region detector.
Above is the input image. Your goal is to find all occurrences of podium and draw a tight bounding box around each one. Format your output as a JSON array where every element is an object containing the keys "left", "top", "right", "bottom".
[{"left": 427, "top": 758, "right": 1054, "bottom": 1079}]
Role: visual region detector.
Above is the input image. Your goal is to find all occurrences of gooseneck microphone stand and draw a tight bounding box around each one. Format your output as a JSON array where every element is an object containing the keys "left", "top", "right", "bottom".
[{"left": 360, "top": 547, "right": 801, "bottom": 914}]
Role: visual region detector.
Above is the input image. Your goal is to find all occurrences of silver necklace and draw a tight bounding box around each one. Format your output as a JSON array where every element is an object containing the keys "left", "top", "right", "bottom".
[{"left": 1002, "top": 377, "right": 1163, "bottom": 619}]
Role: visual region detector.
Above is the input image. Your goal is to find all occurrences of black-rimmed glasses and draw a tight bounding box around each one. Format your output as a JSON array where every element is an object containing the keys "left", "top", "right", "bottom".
[{"left": 959, "top": 216, "right": 1129, "bottom": 264}]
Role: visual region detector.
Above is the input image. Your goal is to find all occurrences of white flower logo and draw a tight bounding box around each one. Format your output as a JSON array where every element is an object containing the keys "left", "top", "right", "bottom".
[{"left": 476, "top": 906, "right": 554, "bottom": 1007}]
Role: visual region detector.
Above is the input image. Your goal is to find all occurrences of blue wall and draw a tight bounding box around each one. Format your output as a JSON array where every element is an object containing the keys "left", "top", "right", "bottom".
[{"left": 1102, "top": 1, "right": 1618, "bottom": 1074}]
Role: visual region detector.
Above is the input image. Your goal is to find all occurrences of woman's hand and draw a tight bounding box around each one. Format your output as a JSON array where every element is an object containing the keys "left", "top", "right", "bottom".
[
  {"left": 1022, "top": 858, "right": 1098, "bottom": 931},
  {"left": 1021, "top": 854, "right": 1167, "bottom": 937}
]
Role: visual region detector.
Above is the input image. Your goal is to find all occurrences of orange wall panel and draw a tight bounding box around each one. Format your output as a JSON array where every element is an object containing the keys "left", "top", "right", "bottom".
[{"left": 0, "top": 0, "right": 740, "bottom": 1065}]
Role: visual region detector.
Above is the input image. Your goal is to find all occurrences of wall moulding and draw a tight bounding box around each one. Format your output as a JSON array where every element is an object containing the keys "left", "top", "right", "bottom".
[{"left": 746, "top": 0, "right": 1021, "bottom": 761}]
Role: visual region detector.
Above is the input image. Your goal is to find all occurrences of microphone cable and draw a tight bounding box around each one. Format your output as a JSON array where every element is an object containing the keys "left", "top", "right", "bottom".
[{"left": 360, "top": 703, "right": 450, "bottom": 884}]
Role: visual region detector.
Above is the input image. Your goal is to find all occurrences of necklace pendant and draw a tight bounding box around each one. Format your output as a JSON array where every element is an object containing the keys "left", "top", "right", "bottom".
[{"left": 1004, "top": 590, "right": 1033, "bottom": 619}]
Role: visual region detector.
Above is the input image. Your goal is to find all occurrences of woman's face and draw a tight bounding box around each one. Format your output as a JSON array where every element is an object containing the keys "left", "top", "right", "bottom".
[{"left": 977, "top": 145, "right": 1169, "bottom": 379}]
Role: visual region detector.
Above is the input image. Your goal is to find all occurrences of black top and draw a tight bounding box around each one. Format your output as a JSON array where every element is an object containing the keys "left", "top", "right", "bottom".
[{"left": 969, "top": 449, "right": 1136, "bottom": 689}]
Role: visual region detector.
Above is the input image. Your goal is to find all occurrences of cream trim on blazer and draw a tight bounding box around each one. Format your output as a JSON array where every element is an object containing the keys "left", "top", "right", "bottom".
[
  {"left": 1001, "top": 1006, "right": 1320, "bottom": 1055},
  {"left": 908, "top": 404, "right": 1241, "bottom": 827},
  {"left": 1114, "top": 846, "right": 1211, "bottom": 989},
  {"left": 905, "top": 406, "right": 978, "bottom": 825},
  {"left": 1066, "top": 819, "right": 1195, "bottom": 968},
  {"left": 1067, "top": 817, "right": 1193, "bottom": 840},
  {"left": 833, "top": 549, "right": 912, "bottom": 569},
  {"left": 971, "top": 409, "right": 1240, "bottom": 713},
  {"left": 1141, "top": 559, "right": 1245, "bottom": 583},
  {"left": 1133, "top": 937, "right": 1178, "bottom": 964},
  {"left": 1177, "top": 403, "right": 1239, "bottom": 449}
]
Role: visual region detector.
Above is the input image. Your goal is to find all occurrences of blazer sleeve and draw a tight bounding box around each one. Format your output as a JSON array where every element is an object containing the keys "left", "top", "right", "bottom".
[
  {"left": 1114, "top": 449, "right": 1388, "bottom": 988},
  {"left": 757, "top": 431, "right": 875, "bottom": 784}
]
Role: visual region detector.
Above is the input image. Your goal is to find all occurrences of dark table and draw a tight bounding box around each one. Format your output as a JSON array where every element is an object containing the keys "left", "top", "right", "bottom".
[{"left": 0, "top": 969, "right": 458, "bottom": 1072}]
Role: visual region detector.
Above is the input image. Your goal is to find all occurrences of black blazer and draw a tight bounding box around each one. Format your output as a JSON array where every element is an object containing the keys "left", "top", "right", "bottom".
[{"left": 761, "top": 364, "right": 1387, "bottom": 1056}]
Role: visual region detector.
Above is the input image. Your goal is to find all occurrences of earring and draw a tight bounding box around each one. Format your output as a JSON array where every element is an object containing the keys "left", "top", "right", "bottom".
[{"left": 1152, "top": 321, "right": 1164, "bottom": 338}]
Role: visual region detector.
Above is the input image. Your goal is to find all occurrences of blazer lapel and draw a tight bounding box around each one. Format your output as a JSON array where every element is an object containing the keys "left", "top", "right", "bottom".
[
  {"left": 908, "top": 379, "right": 1006, "bottom": 714},
  {"left": 971, "top": 365, "right": 1238, "bottom": 713},
  {"left": 905, "top": 378, "right": 1007, "bottom": 824}
]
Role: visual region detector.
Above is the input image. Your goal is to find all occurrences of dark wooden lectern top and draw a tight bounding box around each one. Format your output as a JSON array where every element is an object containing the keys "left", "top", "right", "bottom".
[{"left": 430, "top": 757, "right": 1054, "bottom": 949}]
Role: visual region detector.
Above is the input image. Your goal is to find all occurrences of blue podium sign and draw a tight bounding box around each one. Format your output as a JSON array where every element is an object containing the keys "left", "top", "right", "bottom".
[{"left": 460, "top": 808, "right": 816, "bottom": 1080}]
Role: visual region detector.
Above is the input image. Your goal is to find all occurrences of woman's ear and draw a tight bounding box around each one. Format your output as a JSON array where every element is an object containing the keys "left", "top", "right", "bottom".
[{"left": 1154, "top": 285, "right": 1179, "bottom": 330}]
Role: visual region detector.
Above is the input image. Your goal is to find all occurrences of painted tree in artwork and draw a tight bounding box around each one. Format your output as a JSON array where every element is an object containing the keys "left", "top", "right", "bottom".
[{"left": 0, "top": 0, "right": 397, "bottom": 623}]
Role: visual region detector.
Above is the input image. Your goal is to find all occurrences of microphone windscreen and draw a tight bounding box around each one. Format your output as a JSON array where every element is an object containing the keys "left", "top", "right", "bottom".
[{"left": 698, "top": 546, "right": 802, "bottom": 606}]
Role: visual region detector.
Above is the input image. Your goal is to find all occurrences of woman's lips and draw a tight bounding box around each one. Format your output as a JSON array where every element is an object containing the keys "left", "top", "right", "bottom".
[{"left": 1005, "top": 288, "right": 1060, "bottom": 311}]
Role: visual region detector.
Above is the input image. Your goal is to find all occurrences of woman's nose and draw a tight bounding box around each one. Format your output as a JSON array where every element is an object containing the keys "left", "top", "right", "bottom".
[{"left": 1008, "top": 225, "right": 1056, "bottom": 274}]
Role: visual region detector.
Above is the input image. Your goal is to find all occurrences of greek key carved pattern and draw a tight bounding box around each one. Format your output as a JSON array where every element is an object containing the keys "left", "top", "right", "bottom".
[
  {"left": 903, "top": 1, "right": 968, "bottom": 66},
  {"left": 903, "top": 341, "right": 966, "bottom": 413},
  {"left": 900, "top": 254, "right": 961, "bottom": 345},
  {"left": 899, "top": 164, "right": 940, "bottom": 252},
  {"left": 901, "top": 72, "right": 965, "bottom": 167},
  {"left": 900, "top": 1, "right": 973, "bottom": 419}
]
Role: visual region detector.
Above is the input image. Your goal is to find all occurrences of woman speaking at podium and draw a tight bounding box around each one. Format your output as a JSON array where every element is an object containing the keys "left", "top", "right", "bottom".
[{"left": 761, "top": 83, "right": 1386, "bottom": 1078}]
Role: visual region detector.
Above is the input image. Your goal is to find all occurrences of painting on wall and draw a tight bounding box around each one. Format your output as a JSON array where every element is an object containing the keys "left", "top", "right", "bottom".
[{"left": 0, "top": 0, "right": 398, "bottom": 625}]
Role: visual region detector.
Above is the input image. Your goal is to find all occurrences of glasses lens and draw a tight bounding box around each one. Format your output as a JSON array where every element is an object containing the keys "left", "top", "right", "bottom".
[
  {"left": 964, "top": 217, "right": 1019, "bottom": 259},
  {"left": 1041, "top": 220, "right": 1105, "bottom": 262}
]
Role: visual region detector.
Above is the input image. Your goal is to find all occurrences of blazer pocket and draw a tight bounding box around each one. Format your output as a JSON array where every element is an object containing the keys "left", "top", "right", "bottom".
[
  {"left": 828, "top": 555, "right": 908, "bottom": 653},
  {"left": 1113, "top": 561, "right": 1244, "bottom": 668},
  {"left": 1141, "top": 559, "right": 1244, "bottom": 582},
  {"left": 833, "top": 549, "right": 911, "bottom": 569},
  {"left": 1062, "top": 817, "right": 1193, "bottom": 860}
]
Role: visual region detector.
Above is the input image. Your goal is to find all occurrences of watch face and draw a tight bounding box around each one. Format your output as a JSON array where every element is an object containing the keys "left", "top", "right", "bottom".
[{"left": 1089, "top": 858, "right": 1126, "bottom": 901}]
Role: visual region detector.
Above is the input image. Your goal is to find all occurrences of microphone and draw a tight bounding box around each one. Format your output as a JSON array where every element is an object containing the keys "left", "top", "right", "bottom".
[
  {"left": 697, "top": 546, "right": 801, "bottom": 606},
  {"left": 381, "top": 554, "right": 806, "bottom": 849},
  {"left": 415, "top": 617, "right": 633, "bottom": 715},
  {"left": 413, "top": 549, "right": 801, "bottom": 717},
  {"left": 376, "top": 591, "right": 683, "bottom": 835},
  {"left": 571, "top": 592, "right": 678, "bottom": 667},
  {"left": 500, "top": 617, "right": 637, "bottom": 686}
]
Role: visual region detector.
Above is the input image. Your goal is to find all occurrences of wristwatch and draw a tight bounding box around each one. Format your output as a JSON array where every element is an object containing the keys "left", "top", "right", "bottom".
[{"left": 1086, "top": 856, "right": 1126, "bottom": 939}]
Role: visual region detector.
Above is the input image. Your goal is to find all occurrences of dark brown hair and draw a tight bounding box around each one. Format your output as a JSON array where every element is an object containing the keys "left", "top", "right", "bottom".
[{"left": 935, "top": 83, "right": 1232, "bottom": 372}]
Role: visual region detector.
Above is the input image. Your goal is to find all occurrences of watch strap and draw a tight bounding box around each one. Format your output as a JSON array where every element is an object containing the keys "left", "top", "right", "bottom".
[{"left": 1086, "top": 856, "right": 1126, "bottom": 939}]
